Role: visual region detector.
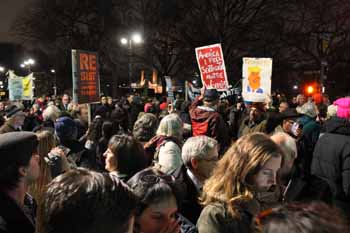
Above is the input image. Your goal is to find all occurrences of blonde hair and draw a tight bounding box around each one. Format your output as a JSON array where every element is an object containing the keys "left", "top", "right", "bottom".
[
  {"left": 29, "top": 130, "right": 57, "bottom": 233},
  {"left": 201, "top": 133, "right": 282, "bottom": 218}
]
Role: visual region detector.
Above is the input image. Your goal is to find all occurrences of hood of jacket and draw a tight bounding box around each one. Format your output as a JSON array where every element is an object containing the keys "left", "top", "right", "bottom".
[{"left": 322, "top": 116, "right": 350, "bottom": 135}]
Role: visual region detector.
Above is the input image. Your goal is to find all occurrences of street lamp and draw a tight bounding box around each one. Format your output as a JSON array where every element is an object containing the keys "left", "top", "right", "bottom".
[
  {"left": 0, "top": 66, "right": 4, "bottom": 72},
  {"left": 120, "top": 33, "right": 143, "bottom": 83},
  {"left": 51, "top": 69, "right": 57, "bottom": 96},
  {"left": 21, "top": 58, "right": 35, "bottom": 73}
]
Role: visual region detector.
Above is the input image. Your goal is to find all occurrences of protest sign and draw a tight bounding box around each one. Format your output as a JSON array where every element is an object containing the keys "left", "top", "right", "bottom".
[
  {"left": 195, "top": 44, "right": 229, "bottom": 90},
  {"left": 164, "top": 76, "right": 174, "bottom": 102},
  {"left": 8, "top": 70, "right": 34, "bottom": 101},
  {"left": 72, "top": 50, "right": 100, "bottom": 104},
  {"left": 242, "top": 57, "right": 272, "bottom": 102}
]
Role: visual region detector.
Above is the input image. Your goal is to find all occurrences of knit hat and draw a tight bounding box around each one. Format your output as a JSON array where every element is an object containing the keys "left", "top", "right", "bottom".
[
  {"left": 55, "top": 116, "right": 78, "bottom": 140},
  {"left": 297, "top": 102, "right": 317, "bottom": 118},
  {"left": 0, "top": 132, "right": 38, "bottom": 171},
  {"left": 334, "top": 97, "right": 350, "bottom": 119},
  {"left": 5, "top": 105, "right": 25, "bottom": 118}
]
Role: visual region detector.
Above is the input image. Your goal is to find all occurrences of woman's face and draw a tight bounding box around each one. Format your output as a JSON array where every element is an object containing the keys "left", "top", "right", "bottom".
[
  {"left": 103, "top": 148, "right": 117, "bottom": 172},
  {"left": 253, "top": 156, "right": 281, "bottom": 192},
  {"left": 137, "top": 196, "right": 178, "bottom": 233}
]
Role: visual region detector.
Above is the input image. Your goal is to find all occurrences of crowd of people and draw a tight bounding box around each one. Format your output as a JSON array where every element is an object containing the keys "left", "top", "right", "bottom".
[{"left": 0, "top": 88, "right": 349, "bottom": 233}]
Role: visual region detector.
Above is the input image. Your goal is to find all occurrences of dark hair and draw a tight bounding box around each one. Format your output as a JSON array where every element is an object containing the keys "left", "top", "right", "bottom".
[
  {"left": 133, "top": 113, "right": 158, "bottom": 142},
  {"left": 41, "top": 168, "right": 137, "bottom": 233},
  {"left": 86, "top": 117, "right": 103, "bottom": 142},
  {"left": 127, "top": 168, "right": 177, "bottom": 216},
  {"left": 108, "top": 135, "right": 148, "bottom": 178},
  {"left": 255, "top": 202, "right": 349, "bottom": 233},
  {"left": 0, "top": 148, "right": 37, "bottom": 191}
]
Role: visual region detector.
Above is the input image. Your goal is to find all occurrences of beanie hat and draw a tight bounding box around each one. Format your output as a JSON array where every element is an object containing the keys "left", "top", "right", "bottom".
[
  {"left": 0, "top": 132, "right": 38, "bottom": 171},
  {"left": 334, "top": 97, "right": 350, "bottom": 119},
  {"left": 203, "top": 89, "right": 219, "bottom": 101},
  {"left": 55, "top": 116, "right": 78, "bottom": 140}
]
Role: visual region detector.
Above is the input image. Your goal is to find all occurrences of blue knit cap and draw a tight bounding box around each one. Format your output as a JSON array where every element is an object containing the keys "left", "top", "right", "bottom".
[{"left": 55, "top": 116, "right": 78, "bottom": 140}]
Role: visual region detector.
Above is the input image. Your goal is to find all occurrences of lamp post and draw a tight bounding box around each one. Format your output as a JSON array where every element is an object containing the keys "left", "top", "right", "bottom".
[
  {"left": 120, "top": 33, "right": 143, "bottom": 84},
  {"left": 51, "top": 69, "right": 57, "bottom": 96},
  {"left": 20, "top": 58, "right": 35, "bottom": 73}
]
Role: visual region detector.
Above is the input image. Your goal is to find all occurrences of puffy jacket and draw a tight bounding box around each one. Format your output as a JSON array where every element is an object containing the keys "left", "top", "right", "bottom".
[{"left": 311, "top": 117, "right": 350, "bottom": 214}]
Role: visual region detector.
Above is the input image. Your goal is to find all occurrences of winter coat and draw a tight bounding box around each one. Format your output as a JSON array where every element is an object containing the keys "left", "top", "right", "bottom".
[
  {"left": 197, "top": 200, "right": 259, "bottom": 233},
  {"left": 157, "top": 140, "right": 183, "bottom": 174},
  {"left": 0, "top": 122, "right": 18, "bottom": 134},
  {"left": 311, "top": 116, "right": 350, "bottom": 214},
  {"left": 238, "top": 117, "right": 268, "bottom": 138},
  {"left": 171, "top": 165, "right": 203, "bottom": 224},
  {"left": 0, "top": 192, "right": 35, "bottom": 233},
  {"left": 189, "top": 97, "right": 231, "bottom": 154}
]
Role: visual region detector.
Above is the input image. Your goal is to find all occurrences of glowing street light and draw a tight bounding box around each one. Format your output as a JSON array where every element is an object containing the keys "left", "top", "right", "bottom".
[
  {"left": 132, "top": 33, "right": 142, "bottom": 44},
  {"left": 293, "top": 85, "right": 298, "bottom": 90},
  {"left": 0, "top": 66, "right": 4, "bottom": 72},
  {"left": 51, "top": 69, "right": 55, "bottom": 73},
  {"left": 120, "top": 38, "right": 128, "bottom": 45},
  {"left": 120, "top": 33, "right": 143, "bottom": 82}
]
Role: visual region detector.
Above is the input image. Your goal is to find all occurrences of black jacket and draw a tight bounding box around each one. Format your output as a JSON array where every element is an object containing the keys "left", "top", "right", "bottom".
[
  {"left": 171, "top": 165, "right": 203, "bottom": 224},
  {"left": 311, "top": 117, "right": 350, "bottom": 213},
  {"left": 282, "top": 166, "right": 332, "bottom": 204},
  {"left": 0, "top": 192, "right": 35, "bottom": 233}
]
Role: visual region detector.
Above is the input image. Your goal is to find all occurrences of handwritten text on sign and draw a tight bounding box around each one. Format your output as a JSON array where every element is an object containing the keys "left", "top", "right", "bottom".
[{"left": 195, "top": 44, "right": 229, "bottom": 90}]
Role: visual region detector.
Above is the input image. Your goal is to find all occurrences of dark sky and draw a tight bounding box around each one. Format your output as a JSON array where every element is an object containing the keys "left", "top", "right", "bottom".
[{"left": 0, "top": 0, "right": 33, "bottom": 42}]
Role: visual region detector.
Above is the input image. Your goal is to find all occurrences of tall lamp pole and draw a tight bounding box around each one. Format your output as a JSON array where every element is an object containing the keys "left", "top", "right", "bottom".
[
  {"left": 51, "top": 69, "right": 57, "bottom": 96},
  {"left": 120, "top": 33, "right": 142, "bottom": 84}
]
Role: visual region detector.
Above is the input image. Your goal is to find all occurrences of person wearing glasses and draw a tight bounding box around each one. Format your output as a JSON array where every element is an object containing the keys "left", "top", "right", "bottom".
[
  {"left": 127, "top": 168, "right": 197, "bottom": 233},
  {"left": 171, "top": 136, "right": 219, "bottom": 224},
  {"left": 197, "top": 133, "right": 282, "bottom": 233}
]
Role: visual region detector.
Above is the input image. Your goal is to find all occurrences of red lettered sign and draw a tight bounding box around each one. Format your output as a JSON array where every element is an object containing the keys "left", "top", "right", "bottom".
[
  {"left": 72, "top": 50, "right": 100, "bottom": 104},
  {"left": 195, "top": 44, "right": 229, "bottom": 90}
]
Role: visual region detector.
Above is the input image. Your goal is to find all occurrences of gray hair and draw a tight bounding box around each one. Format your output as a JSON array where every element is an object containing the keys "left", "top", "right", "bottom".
[
  {"left": 43, "top": 105, "right": 61, "bottom": 122},
  {"left": 271, "top": 132, "right": 297, "bottom": 161},
  {"left": 181, "top": 136, "right": 218, "bottom": 168},
  {"left": 156, "top": 113, "right": 183, "bottom": 139}
]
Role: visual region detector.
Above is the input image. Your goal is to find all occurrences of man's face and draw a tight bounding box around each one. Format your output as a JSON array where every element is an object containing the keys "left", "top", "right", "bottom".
[
  {"left": 249, "top": 107, "right": 263, "bottom": 122},
  {"left": 62, "top": 95, "right": 69, "bottom": 105},
  {"left": 13, "top": 114, "right": 26, "bottom": 128},
  {"left": 248, "top": 71, "right": 261, "bottom": 90},
  {"left": 298, "top": 96, "right": 306, "bottom": 106},
  {"left": 0, "top": 102, "right": 4, "bottom": 111},
  {"left": 79, "top": 107, "right": 89, "bottom": 123},
  {"left": 25, "top": 152, "right": 40, "bottom": 184},
  {"left": 101, "top": 97, "right": 107, "bottom": 105},
  {"left": 279, "top": 102, "right": 289, "bottom": 113}
]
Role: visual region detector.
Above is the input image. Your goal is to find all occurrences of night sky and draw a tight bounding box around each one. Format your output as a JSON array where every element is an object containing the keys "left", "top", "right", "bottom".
[{"left": 0, "top": 0, "right": 33, "bottom": 42}]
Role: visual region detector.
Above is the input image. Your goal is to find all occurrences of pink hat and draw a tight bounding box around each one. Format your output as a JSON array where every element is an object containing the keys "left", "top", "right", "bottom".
[
  {"left": 334, "top": 97, "right": 350, "bottom": 119},
  {"left": 144, "top": 103, "right": 153, "bottom": 113}
]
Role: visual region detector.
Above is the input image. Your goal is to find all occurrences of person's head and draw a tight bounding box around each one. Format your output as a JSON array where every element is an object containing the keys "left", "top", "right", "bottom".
[
  {"left": 86, "top": 116, "right": 103, "bottom": 142},
  {"left": 31, "top": 103, "right": 40, "bottom": 113},
  {"left": 203, "top": 89, "right": 219, "bottom": 108},
  {"left": 0, "top": 101, "right": 5, "bottom": 111},
  {"left": 104, "top": 135, "right": 147, "bottom": 177},
  {"left": 156, "top": 113, "right": 183, "bottom": 140},
  {"left": 107, "top": 96, "right": 113, "bottom": 105},
  {"left": 278, "top": 101, "right": 289, "bottom": 113},
  {"left": 133, "top": 113, "right": 159, "bottom": 142},
  {"left": 249, "top": 103, "right": 265, "bottom": 122},
  {"left": 101, "top": 95, "right": 107, "bottom": 105},
  {"left": 181, "top": 136, "right": 218, "bottom": 182},
  {"left": 255, "top": 202, "right": 349, "bottom": 233},
  {"left": 326, "top": 104, "right": 338, "bottom": 119},
  {"left": 54, "top": 116, "right": 78, "bottom": 141},
  {"left": 5, "top": 104, "right": 26, "bottom": 129},
  {"left": 201, "top": 133, "right": 282, "bottom": 218},
  {"left": 298, "top": 102, "right": 317, "bottom": 118},
  {"left": 127, "top": 168, "right": 178, "bottom": 233},
  {"left": 296, "top": 94, "right": 306, "bottom": 106},
  {"left": 0, "top": 132, "right": 39, "bottom": 191},
  {"left": 280, "top": 109, "right": 299, "bottom": 135},
  {"left": 101, "top": 121, "right": 114, "bottom": 139},
  {"left": 292, "top": 97, "right": 298, "bottom": 104},
  {"left": 42, "top": 169, "right": 137, "bottom": 233},
  {"left": 62, "top": 94, "right": 70, "bottom": 105},
  {"left": 77, "top": 104, "right": 89, "bottom": 123},
  {"left": 270, "top": 133, "right": 297, "bottom": 181},
  {"left": 43, "top": 105, "right": 61, "bottom": 122},
  {"left": 333, "top": 97, "right": 350, "bottom": 120}
]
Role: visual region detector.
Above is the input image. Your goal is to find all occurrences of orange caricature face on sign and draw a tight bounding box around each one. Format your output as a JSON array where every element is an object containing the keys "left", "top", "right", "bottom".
[{"left": 248, "top": 66, "right": 263, "bottom": 93}]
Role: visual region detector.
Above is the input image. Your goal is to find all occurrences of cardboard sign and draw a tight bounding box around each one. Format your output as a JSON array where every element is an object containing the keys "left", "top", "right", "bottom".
[
  {"left": 242, "top": 57, "right": 272, "bottom": 102},
  {"left": 165, "top": 76, "right": 174, "bottom": 102},
  {"left": 72, "top": 50, "right": 100, "bottom": 104},
  {"left": 8, "top": 70, "right": 33, "bottom": 101},
  {"left": 195, "top": 44, "right": 229, "bottom": 90}
]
